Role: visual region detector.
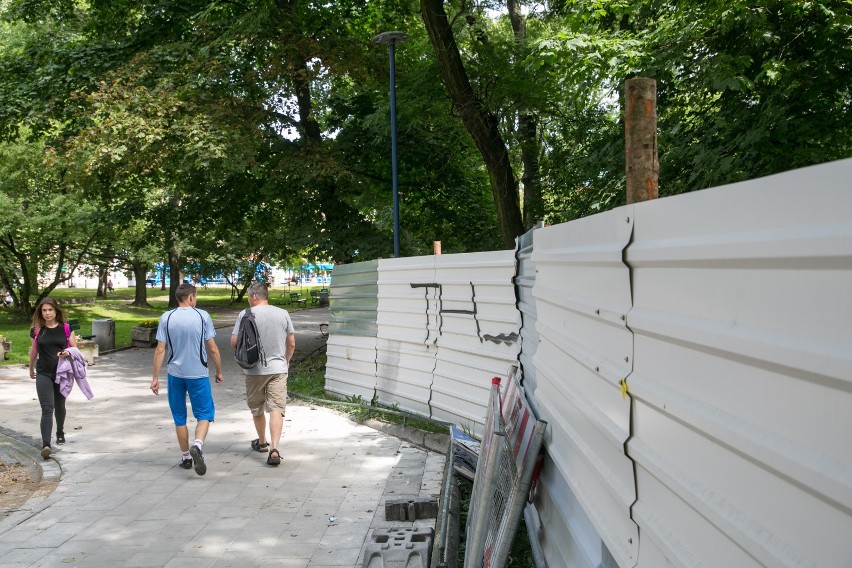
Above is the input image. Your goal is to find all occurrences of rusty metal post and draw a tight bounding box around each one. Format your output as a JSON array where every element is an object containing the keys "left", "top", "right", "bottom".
[{"left": 625, "top": 77, "right": 659, "bottom": 203}]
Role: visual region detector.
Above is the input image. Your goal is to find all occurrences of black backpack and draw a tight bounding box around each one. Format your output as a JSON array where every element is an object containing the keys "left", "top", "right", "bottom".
[{"left": 234, "top": 307, "right": 265, "bottom": 369}]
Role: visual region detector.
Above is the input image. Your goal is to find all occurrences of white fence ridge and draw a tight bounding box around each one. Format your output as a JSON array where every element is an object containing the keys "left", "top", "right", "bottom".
[{"left": 325, "top": 158, "right": 852, "bottom": 567}]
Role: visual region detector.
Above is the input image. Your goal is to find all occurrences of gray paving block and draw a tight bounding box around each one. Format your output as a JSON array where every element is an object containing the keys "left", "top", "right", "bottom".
[
  {"left": 362, "top": 527, "right": 434, "bottom": 568},
  {"left": 384, "top": 498, "right": 439, "bottom": 521}
]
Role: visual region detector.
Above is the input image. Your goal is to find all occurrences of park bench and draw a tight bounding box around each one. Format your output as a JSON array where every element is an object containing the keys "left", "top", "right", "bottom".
[
  {"left": 67, "top": 319, "right": 95, "bottom": 340},
  {"left": 287, "top": 292, "right": 307, "bottom": 308}
]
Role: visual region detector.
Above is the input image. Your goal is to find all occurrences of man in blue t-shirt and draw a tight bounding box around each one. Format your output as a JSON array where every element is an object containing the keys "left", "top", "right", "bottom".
[{"left": 150, "top": 283, "right": 224, "bottom": 475}]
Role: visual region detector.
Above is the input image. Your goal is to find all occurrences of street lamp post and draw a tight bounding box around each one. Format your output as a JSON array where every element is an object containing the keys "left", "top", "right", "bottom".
[{"left": 373, "top": 31, "right": 409, "bottom": 258}]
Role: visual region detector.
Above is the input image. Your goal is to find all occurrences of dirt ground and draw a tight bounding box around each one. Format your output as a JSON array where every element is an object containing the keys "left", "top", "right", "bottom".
[{"left": 0, "top": 459, "right": 56, "bottom": 516}]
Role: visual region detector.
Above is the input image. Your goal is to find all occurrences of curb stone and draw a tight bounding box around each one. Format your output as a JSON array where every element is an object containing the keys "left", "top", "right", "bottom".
[
  {"left": 0, "top": 430, "right": 62, "bottom": 535},
  {"left": 363, "top": 418, "right": 450, "bottom": 454}
]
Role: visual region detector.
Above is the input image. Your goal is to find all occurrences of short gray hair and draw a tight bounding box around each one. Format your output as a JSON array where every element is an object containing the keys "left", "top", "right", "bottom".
[{"left": 247, "top": 282, "right": 269, "bottom": 300}]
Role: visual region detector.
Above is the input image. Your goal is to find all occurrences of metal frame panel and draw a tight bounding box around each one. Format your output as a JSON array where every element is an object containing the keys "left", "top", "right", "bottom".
[{"left": 327, "top": 260, "right": 379, "bottom": 337}]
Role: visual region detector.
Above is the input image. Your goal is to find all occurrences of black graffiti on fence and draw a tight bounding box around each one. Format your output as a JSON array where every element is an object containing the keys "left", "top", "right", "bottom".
[
  {"left": 410, "top": 281, "right": 517, "bottom": 345},
  {"left": 481, "top": 332, "right": 520, "bottom": 345}
]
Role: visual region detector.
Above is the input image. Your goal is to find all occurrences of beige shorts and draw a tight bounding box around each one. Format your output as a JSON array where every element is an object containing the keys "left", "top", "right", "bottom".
[{"left": 244, "top": 373, "right": 288, "bottom": 416}]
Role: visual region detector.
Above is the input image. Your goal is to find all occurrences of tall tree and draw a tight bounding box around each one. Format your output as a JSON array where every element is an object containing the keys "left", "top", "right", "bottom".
[{"left": 421, "top": 0, "right": 524, "bottom": 248}]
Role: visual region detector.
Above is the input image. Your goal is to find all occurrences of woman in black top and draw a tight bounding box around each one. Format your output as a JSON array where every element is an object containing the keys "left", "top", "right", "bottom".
[{"left": 28, "top": 297, "right": 77, "bottom": 459}]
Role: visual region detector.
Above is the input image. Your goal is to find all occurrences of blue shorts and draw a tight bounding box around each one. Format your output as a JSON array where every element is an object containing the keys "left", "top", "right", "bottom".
[{"left": 167, "top": 374, "right": 215, "bottom": 426}]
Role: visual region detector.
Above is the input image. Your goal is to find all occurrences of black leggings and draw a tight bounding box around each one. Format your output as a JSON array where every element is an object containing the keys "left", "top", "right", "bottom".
[{"left": 36, "top": 372, "right": 66, "bottom": 447}]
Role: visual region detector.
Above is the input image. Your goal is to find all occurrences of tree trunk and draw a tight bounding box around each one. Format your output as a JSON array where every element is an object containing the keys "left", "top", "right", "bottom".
[
  {"left": 130, "top": 260, "right": 150, "bottom": 307},
  {"left": 168, "top": 247, "right": 181, "bottom": 308},
  {"left": 421, "top": 0, "right": 524, "bottom": 249},
  {"left": 96, "top": 266, "right": 106, "bottom": 298},
  {"left": 506, "top": 0, "right": 543, "bottom": 228}
]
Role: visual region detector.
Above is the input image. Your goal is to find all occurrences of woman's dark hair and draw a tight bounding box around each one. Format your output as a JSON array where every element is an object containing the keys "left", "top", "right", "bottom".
[{"left": 31, "top": 297, "right": 66, "bottom": 329}]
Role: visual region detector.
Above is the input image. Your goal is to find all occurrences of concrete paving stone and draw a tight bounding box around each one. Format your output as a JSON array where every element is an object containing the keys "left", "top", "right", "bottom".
[
  {"left": 72, "top": 545, "right": 154, "bottom": 564},
  {"left": 257, "top": 559, "right": 310, "bottom": 568},
  {"left": 163, "top": 558, "right": 217, "bottom": 568},
  {"left": 0, "top": 547, "right": 51, "bottom": 564},
  {"left": 206, "top": 515, "right": 258, "bottom": 530},
  {"left": 213, "top": 552, "right": 266, "bottom": 567},
  {"left": 179, "top": 532, "right": 237, "bottom": 558},
  {"left": 334, "top": 510, "right": 379, "bottom": 524},
  {"left": 121, "top": 549, "right": 183, "bottom": 567},
  {"left": 323, "top": 521, "right": 372, "bottom": 536},
  {"left": 318, "top": 530, "right": 368, "bottom": 549},
  {"left": 47, "top": 537, "right": 106, "bottom": 556},
  {"left": 245, "top": 476, "right": 290, "bottom": 490},
  {"left": 311, "top": 546, "right": 362, "bottom": 566},
  {"left": 137, "top": 505, "right": 193, "bottom": 521},
  {"left": 32, "top": 553, "right": 98, "bottom": 568},
  {"left": 260, "top": 541, "right": 315, "bottom": 559},
  {"left": 276, "top": 527, "right": 323, "bottom": 545}
]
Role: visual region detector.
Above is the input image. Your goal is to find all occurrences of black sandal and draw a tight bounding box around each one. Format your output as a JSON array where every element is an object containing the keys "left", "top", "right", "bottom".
[
  {"left": 251, "top": 438, "right": 269, "bottom": 453},
  {"left": 267, "top": 448, "right": 281, "bottom": 466}
]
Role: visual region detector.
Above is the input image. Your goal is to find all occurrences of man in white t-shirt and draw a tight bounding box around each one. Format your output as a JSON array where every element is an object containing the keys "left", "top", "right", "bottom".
[{"left": 231, "top": 282, "right": 295, "bottom": 466}]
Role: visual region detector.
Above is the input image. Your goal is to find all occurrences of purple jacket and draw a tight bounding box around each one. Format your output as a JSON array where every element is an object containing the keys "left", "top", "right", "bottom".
[{"left": 55, "top": 348, "right": 94, "bottom": 399}]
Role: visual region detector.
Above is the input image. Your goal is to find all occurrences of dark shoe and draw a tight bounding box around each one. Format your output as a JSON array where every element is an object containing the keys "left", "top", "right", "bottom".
[
  {"left": 41, "top": 446, "right": 51, "bottom": 460},
  {"left": 56, "top": 433, "right": 65, "bottom": 445},
  {"left": 179, "top": 458, "right": 193, "bottom": 470},
  {"left": 267, "top": 448, "right": 281, "bottom": 466},
  {"left": 250, "top": 438, "right": 269, "bottom": 453},
  {"left": 189, "top": 446, "right": 206, "bottom": 476}
]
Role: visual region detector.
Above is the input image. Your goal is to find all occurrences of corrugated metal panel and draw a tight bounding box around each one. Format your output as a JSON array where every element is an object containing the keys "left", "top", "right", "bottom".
[
  {"left": 626, "top": 158, "right": 852, "bottom": 567},
  {"left": 430, "top": 251, "right": 521, "bottom": 434},
  {"left": 537, "top": 454, "right": 603, "bottom": 568},
  {"left": 325, "top": 261, "right": 379, "bottom": 399},
  {"left": 531, "top": 207, "right": 639, "bottom": 568},
  {"left": 325, "top": 334, "right": 377, "bottom": 400},
  {"left": 327, "top": 260, "right": 379, "bottom": 337},
  {"left": 516, "top": 225, "right": 542, "bottom": 412},
  {"left": 376, "top": 256, "right": 439, "bottom": 416}
]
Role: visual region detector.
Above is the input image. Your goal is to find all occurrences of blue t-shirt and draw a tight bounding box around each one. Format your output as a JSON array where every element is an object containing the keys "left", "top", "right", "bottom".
[{"left": 156, "top": 306, "right": 216, "bottom": 379}]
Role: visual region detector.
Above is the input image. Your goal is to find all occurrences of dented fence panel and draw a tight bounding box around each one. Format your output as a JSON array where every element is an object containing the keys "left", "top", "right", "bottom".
[
  {"left": 531, "top": 207, "right": 638, "bottom": 568},
  {"left": 626, "top": 158, "right": 852, "bottom": 567},
  {"left": 515, "top": 225, "right": 542, "bottom": 410},
  {"left": 430, "top": 251, "right": 521, "bottom": 433},
  {"left": 375, "top": 256, "right": 439, "bottom": 416}
]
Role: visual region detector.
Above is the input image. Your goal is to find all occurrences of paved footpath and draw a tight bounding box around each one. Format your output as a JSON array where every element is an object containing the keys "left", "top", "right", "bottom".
[{"left": 0, "top": 307, "right": 445, "bottom": 567}]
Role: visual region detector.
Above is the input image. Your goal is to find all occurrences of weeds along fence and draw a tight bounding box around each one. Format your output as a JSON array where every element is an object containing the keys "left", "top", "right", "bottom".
[{"left": 325, "top": 158, "right": 852, "bottom": 568}]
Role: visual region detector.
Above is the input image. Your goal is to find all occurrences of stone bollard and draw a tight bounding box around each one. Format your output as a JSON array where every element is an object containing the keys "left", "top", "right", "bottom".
[{"left": 76, "top": 339, "right": 99, "bottom": 366}]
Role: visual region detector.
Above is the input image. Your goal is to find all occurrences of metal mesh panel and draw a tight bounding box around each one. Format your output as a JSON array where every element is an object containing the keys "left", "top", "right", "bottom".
[{"left": 466, "top": 371, "right": 548, "bottom": 568}]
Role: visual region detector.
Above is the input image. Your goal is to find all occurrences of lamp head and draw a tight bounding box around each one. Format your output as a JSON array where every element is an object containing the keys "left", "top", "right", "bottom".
[{"left": 373, "top": 31, "right": 409, "bottom": 46}]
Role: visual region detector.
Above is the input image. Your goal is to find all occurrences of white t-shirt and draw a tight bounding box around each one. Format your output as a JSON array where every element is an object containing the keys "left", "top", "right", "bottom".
[{"left": 232, "top": 304, "right": 295, "bottom": 375}]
